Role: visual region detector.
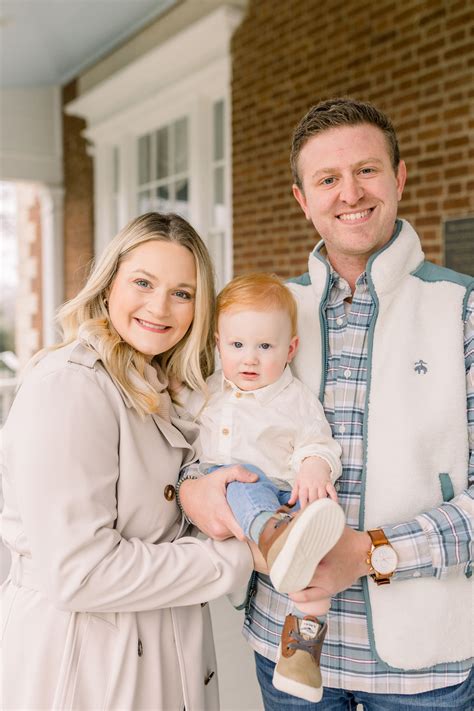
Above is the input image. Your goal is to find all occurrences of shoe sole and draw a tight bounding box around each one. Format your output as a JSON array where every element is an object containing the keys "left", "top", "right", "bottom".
[
  {"left": 268, "top": 498, "right": 345, "bottom": 593},
  {"left": 272, "top": 644, "right": 324, "bottom": 703}
]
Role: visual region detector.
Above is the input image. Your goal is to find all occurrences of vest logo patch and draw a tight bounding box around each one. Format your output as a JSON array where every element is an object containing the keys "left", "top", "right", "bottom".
[{"left": 414, "top": 360, "right": 428, "bottom": 374}]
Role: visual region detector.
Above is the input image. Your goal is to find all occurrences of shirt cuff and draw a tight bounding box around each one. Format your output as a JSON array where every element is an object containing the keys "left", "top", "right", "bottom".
[{"left": 382, "top": 519, "right": 435, "bottom": 580}]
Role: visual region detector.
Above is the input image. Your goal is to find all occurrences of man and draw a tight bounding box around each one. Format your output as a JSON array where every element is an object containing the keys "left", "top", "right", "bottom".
[{"left": 180, "top": 98, "right": 473, "bottom": 709}]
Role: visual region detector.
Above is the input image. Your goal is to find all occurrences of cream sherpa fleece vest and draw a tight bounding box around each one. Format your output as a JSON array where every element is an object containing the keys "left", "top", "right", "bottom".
[{"left": 288, "top": 219, "right": 473, "bottom": 670}]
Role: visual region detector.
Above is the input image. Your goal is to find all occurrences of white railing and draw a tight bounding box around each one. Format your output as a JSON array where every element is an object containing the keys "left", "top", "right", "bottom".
[{"left": 0, "top": 377, "right": 17, "bottom": 426}]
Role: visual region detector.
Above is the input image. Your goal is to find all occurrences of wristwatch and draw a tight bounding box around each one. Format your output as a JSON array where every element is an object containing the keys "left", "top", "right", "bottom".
[{"left": 366, "top": 529, "right": 398, "bottom": 585}]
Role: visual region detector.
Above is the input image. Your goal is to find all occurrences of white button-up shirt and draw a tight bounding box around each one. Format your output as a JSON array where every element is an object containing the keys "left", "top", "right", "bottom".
[{"left": 183, "top": 366, "right": 341, "bottom": 485}]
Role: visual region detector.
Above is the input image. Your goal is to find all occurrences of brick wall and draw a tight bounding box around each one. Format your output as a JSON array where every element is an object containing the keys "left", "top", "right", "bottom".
[
  {"left": 62, "top": 80, "right": 94, "bottom": 300},
  {"left": 231, "top": 0, "right": 474, "bottom": 278}
]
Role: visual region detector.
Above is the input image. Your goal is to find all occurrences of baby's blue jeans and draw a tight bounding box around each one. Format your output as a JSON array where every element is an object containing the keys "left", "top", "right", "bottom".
[{"left": 207, "top": 463, "right": 298, "bottom": 540}]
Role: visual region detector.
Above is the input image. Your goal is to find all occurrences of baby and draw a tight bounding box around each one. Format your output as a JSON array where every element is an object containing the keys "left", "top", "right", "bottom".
[{"left": 184, "top": 273, "right": 344, "bottom": 703}]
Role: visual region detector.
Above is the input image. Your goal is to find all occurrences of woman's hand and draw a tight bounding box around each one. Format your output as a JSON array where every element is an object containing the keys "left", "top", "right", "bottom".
[{"left": 178, "top": 466, "right": 259, "bottom": 542}]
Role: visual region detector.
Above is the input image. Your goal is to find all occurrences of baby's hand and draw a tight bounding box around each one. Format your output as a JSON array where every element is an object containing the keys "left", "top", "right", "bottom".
[{"left": 287, "top": 456, "right": 338, "bottom": 510}]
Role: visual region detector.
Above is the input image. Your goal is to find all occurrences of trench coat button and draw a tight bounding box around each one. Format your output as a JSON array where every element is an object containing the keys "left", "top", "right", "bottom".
[
  {"left": 164, "top": 484, "right": 176, "bottom": 501},
  {"left": 222, "top": 427, "right": 230, "bottom": 435},
  {"left": 138, "top": 639, "right": 143, "bottom": 657},
  {"left": 204, "top": 671, "right": 215, "bottom": 685}
]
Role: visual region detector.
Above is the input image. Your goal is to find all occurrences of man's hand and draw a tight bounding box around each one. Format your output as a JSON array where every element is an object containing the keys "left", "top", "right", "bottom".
[
  {"left": 288, "top": 456, "right": 337, "bottom": 509},
  {"left": 289, "top": 526, "right": 371, "bottom": 613},
  {"left": 178, "top": 466, "right": 259, "bottom": 542}
]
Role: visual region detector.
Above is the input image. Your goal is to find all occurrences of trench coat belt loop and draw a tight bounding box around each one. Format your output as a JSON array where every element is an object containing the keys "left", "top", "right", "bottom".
[{"left": 9, "top": 552, "right": 40, "bottom": 591}]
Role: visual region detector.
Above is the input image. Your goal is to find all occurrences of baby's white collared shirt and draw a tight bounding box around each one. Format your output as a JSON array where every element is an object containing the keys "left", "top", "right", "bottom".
[{"left": 183, "top": 366, "right": 341, "bottom": 484}]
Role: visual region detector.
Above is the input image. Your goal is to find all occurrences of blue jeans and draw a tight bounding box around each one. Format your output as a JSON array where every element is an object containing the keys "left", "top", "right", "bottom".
[
  {"left": 254, "top": 652, "right": 474, "bottom": 710},
  {"left": 208, "top": 464, "right": 295, "bottom": 539}
]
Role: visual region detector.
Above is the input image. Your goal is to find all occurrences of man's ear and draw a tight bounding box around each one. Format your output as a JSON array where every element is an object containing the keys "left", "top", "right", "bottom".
[
  {"left": 287, "top": 335, "right": 299, "bottom": 364},
  {"left": 292, "top": 184, "right": 310, "bottom": 221},
  {"left": 396, "top": 160, "right": 407, "bottom": 201}
]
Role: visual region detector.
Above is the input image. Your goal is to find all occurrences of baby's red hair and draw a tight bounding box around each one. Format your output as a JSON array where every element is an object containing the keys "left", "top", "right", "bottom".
[{"left": 216, "top": 273, "right": 298, "bottom": 337}]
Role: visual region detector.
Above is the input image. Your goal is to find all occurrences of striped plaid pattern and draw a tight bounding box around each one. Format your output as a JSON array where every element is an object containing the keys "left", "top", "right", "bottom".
[{"left": 243, "top": 271, "right": 473, "bottom": 693}]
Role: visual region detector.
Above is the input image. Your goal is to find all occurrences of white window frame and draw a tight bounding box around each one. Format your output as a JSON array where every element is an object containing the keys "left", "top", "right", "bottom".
[
  {"left": 65, "top": 6, "right": 242, "bottom": 286},
  {"left": 136, "top": 116, "right": 191, "bottom": 219}
]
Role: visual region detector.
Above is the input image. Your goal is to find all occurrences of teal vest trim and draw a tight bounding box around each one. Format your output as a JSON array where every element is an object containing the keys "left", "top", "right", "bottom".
[
  {"left": 412, "top": 262, "right": 474, "bottom": 320},
  {"left": 412, "top": 261, "right": 473, "bottom": 288},
  {"left": 287, "top": 271, "right": 311, "bottom": 286},
  {"left": 438, "top": 472, "right": 455, "bottom": 502}
]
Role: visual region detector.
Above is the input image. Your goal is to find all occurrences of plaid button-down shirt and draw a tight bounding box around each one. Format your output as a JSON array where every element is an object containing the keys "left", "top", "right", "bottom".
[{"left": 243, "top": 269, "right": 474, "bottom": 694}]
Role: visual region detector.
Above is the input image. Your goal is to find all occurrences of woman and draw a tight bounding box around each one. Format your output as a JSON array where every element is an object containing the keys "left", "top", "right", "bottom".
[{"left": 1, "top": 213, "right": 254, "bottom": 710}]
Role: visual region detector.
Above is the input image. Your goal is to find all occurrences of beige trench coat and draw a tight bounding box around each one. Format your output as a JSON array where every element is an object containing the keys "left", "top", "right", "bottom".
[{"left": 1, "top": 341, "right": 253, "bottom": 710}]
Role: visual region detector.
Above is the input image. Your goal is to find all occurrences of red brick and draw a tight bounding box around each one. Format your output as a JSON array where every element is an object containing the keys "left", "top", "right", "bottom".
[
  {"left": 62, "top": 80, "right": 94, "bottom": 300},
  {"left": 231, "top": 0, "right": 473, "bottom": 274}
]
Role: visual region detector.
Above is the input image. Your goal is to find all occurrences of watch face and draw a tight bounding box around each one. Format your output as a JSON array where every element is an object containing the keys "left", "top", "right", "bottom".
[{"left": 372, "top": 544, "right": 398, "bottom": 574}]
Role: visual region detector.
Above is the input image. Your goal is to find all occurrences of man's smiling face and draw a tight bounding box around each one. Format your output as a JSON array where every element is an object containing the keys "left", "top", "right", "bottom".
[{"left": 292, "top": 123, "right": 406, "bottom": 267}]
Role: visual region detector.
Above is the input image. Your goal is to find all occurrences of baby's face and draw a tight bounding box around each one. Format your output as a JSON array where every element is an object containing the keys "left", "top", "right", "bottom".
[{"left": 216, "top": 308, "right": 298, "bottom": 391}]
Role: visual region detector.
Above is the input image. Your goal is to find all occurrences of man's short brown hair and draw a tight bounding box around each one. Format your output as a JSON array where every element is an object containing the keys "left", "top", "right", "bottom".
[{"left": 290, "top": 98, "right": 401, "bottom": 189}]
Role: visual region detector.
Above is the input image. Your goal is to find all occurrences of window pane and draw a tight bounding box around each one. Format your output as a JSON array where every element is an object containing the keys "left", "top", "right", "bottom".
[
  {"left": 155, "top": 184, "right": 171, "bottom": 213},
  {"left": 174, "top": 117, "right": 188, "bottom": 174},
  {"left": 214, "top": 165, "right": 224, "bottom": 206},
  {"left": 156, "top": 126, "right": 169, "bottom": 179},
  {"left": 138, "top": 190, "right": 151, "bottom": 213},
  {"left": 213, "top": 205, "right": 227, "bottom": 230},
  {"left": 174, "top": 178, "right": 189, "bottom": 220},
  {"left": 157, "top": 184, "right": 169, "bottom": 200},
  {"left": 138, "top": 135, "right": 151, "bottom": 185},
  {"left": 175, "top": 178, "right": 188, "bottom": 202},
  {"left": 213, "top": 100, "right": 224, "bottom": 161}
]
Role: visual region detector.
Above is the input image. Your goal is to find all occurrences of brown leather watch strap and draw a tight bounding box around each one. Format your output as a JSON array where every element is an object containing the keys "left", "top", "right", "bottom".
[
  {"left": 367, "top": 528, "right": 393, "bottom": 585},
  {"left": 367, "top": 528, "right": 389, "bottom": 547}
]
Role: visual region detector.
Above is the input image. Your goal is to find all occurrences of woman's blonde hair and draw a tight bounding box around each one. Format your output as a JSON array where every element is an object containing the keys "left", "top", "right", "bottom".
[{"left": 50, "top": 212, "right": 215, "bottom": 417}]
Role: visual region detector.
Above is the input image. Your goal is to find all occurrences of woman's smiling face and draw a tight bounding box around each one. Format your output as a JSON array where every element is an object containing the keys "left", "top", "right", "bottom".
[{"left": 107, "top": 240, "right": 197, "bottom": 359}]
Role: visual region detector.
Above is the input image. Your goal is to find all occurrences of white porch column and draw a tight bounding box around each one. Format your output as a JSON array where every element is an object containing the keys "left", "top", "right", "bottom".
[{"left": 40, "top": 185, "right": 64, "bottom": 345}]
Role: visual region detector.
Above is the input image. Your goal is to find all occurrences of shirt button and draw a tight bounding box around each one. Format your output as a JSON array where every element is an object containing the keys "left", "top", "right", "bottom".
[
  {"left": 344, "top": 369, "right": 351, "bottom": 378},
  {"left": 235, "top": 391, "right": 242, "bottom": 398},
  {"left": 336, "top": 317, "right": 344, "bottom": 326},
  {"left": 339, "top": 425, "right": 346, "bottom": 434},
  {"left": 222, "top": 427, "right": 230, "bottom": 435},
  {"left": 164, "top": 485, "right": 176, "bottom": 501}
]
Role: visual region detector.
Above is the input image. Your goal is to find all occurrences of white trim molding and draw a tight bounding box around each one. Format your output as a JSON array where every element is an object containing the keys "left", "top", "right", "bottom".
[
  {"left": 65, "top": 6, "right": 242, "bottom": 135},
  {"left": 65, "top": 4, "right": 242, "bottom": 284}
]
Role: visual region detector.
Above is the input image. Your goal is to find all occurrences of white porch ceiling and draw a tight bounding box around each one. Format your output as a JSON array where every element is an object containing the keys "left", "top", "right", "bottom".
[{"left": 0, "top": 0, "right": 177, "bottom": 88}]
